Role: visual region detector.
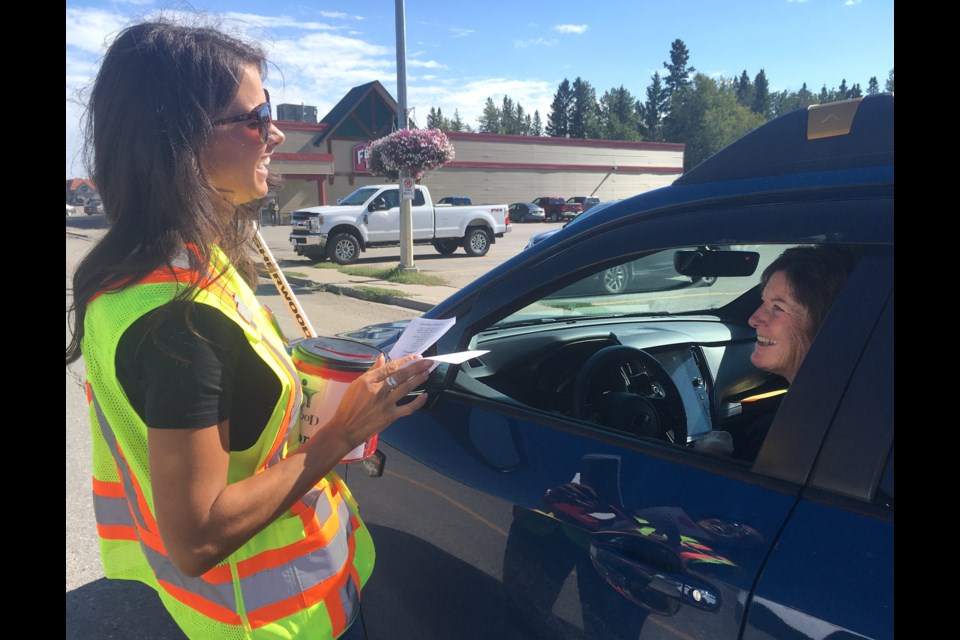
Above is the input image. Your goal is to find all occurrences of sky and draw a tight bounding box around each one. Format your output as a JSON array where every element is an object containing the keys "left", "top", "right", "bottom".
[{"left": 65, "top": 0, "right": 894, "bottom": 178}]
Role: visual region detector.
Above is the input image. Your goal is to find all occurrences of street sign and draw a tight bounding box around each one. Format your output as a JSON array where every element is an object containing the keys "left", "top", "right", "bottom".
[{"left": 401, "top": 177, "right": 415, "bottom": 200}]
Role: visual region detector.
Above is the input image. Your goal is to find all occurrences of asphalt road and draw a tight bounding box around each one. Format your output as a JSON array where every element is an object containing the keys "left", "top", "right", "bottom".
[{"left": 65, "top": 213, "right": 558, "bottom": 638}]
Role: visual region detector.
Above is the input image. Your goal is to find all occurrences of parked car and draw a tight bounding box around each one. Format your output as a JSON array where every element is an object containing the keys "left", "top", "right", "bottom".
[
  {"left": 509, "top": 202, "right": 547, "bottom": 223},
  {"left": 567, "top": 195, "right": 601, "bottom": 212},
  {"left": 338, "top": 95, "right": 894, "bottom": 640},
  {"left": 437, "top": 196, "right": 473, "bottom": 206},
  {"left": 525, "top": 199, "right": 623, "bottom": 249},
  {"left": 84, "top": 199, "right": 103, "bottom": 215},
  {"left": 532, "top": 196, "right": 583, "bottom": 222}
]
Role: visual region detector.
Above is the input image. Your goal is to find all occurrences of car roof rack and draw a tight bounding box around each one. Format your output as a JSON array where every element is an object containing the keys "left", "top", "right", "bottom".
[{"left": 674, "top": 93, "right": 893, "bottom": 186}]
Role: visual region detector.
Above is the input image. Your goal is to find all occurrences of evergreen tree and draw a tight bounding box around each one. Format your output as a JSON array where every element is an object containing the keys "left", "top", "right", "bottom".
[
  {"left": 600, "top": 85, "right": 640, "bottom": 141},
  {"left": 885, "top": 68, "right": 894, "bottom": 92},
  {"left": 663, "top": 39, "right": 695, "bottom": 94},
  {"left": 426, "top": 107, "right": 451, "bottom": 130},
  {"left": 796, "top": 83, "right": 814, "bottom": 108},
  {"left": 500, "top": 95, "right": 517, "bottom": 134},
  {"left": 477, "top": 97, "right": 502, "bottom": 133},
  {"left": 546, "top": 79, "right": 573, "bottom": 137},
  {"left": 751, "top": 69, "right": 770, "bottom": 117},
  {"left": 735, "top": 70, "right": 753, "bottom": 109},
  {"left": 867, "top": 76, "right": 880, "bottom": 95},
  {"left": 849, "top": 83, "right": 862, "bottom": 99},
  {"left": 515, "top": 103, "right": 528, "bottom": 135},
  {"left": 569, "top": 77, "right": 600, "bottom": 139},
  {"left": 838, "top": 79, "right": 849, "bottom": 100},
  {"left": 531, "top": 110, "right": 543, "bottom": 136},
  {"left": 819, "top": 85, "right": 830, "bottom": 104},
  {"left": 639, "top": 72, "right": 668, "bottom": 141},
  {"left": 449, "top": 109, "right": 466, "bottom": 132}
]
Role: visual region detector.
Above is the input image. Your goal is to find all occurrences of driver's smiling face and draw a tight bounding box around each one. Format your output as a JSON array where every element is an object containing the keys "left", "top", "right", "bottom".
[{"left": 748, "top": 270, "right": 811, "bottom": 384}]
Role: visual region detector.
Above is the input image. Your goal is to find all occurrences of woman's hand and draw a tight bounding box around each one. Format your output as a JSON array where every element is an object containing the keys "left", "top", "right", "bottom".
[
  {"left": 149, "top": 353, "right": 431, "bottom": 577},
  {"left": 319, "top": 353, "right": 432, "bottom": 453}
]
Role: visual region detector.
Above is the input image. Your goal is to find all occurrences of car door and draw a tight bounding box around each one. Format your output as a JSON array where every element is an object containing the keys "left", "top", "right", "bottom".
[
  {"left": 365, "top": 188, "right": 402, "bottom": 243},
  {"left": 743, "top": 260, "right": 894, "bottom": 640},
  {"left": 365, "top": 188, "right": 433, "bottom": 242},
  {"left": 346, "top": 194, "right": 892, "bottom": 640}
]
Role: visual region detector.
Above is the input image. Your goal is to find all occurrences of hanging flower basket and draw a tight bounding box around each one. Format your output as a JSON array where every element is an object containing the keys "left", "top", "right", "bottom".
[{"left": 365, "top": 128, "right": 455, "bottom": 181}]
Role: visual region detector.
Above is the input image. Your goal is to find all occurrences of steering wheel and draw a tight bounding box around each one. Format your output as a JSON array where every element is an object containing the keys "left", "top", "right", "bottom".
[{"left": 571, "top": 345, "right": 687, "bottom": 446}]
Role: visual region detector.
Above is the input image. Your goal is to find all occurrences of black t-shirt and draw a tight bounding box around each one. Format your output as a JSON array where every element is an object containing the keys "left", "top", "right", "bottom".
[{"left": 115, "top": 303, "right": 281, "bottom": 451}]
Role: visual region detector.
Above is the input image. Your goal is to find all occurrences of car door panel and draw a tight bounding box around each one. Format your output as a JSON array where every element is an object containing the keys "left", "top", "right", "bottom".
[{"left": 350, "top": 396, "right": 808, "bottom": 640}]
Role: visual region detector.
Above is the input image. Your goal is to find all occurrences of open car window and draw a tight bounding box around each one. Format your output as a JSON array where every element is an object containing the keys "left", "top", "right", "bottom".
[{"left": 492, "top": 244, "right": 797, "bottom": 327}]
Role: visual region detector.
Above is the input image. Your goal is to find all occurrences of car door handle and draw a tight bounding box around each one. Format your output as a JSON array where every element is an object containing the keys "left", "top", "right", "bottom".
[{"left": 589, "top": 533, "right": 721, "bottom": 614}]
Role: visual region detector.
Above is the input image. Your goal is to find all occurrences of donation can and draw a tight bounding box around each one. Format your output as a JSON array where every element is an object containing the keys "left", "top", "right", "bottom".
[{"left": 290, "top": 337, "right": 382, "bottom": 462}]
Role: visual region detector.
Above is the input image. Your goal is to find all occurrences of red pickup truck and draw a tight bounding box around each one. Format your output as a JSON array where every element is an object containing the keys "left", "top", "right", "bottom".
[{"left": 532, "top": 196, "right": 583, "bottom": 222}]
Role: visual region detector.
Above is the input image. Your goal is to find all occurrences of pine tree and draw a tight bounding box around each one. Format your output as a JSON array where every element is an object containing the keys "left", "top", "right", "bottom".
[
  {"left": 751, "top": 69, "right": 770, "bottom": 117},
  {"left": 500, "top": 96, "right": 517, "bottom": 134},
  {"left": 639, "top": 72, "right": 668, "bottom": 141},
  {"left": 663, "top": 39, "right": 695, "bottom": 94},
  {"left": 867, "top": 77, "right": 880, "bottom": 95},
  {"left": 546, "top": 78, "right": 573, "bottom": 137},
  {"left": 478, "top": 97, "right": 502, "bottom": 133},
  {"left": 515, "top": 103, "right": 528, "bottom": 135},
  {"left": 796, "top": 83, "right": 815, "bottom": 108},
  {"left": 735, "top": 70, "right": 753, "bottom": 109},
  {"left": 819, "top": 85, "right": 830, "bottom": 104},
  {"left": 838, "top": 79, "right": 849, "bottom": 100},
  {"left": 885, "top": 68, "right": 894, "bottom": 92},
  {"left": 450, "top": 109, "right": 466, "bottom": 132},
  {"left": 531, "top": 110, "right": 543, "bottom": 136},
  {"left": 569, "top": 77, "right": 600, "bottom": 139},
  {"left": 600, "top": 86, "right": 640, "bottom": 141},
  {"left": 849, "top": 83, "right": 862, "bottom": 99}
]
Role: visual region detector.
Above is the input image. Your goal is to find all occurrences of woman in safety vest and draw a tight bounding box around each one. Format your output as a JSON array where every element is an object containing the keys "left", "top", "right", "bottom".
[{"left": 65, "top": 19, "right": 432, "bottom": 639}]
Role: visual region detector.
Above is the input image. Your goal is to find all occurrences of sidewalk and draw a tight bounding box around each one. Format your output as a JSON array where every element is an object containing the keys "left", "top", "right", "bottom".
[{"left": 255, "top": 224, "right": 459, "bottom": 313}]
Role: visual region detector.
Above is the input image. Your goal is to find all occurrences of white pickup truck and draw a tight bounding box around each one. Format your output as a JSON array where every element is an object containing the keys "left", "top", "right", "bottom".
[{"left": 288, "top": 184, "right": 511, "bottom": 264}]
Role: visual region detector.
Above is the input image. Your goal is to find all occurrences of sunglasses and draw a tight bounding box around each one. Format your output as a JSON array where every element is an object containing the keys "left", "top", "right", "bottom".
[{"left": 212, "top": 89, "right": 273, "bottom": 144}]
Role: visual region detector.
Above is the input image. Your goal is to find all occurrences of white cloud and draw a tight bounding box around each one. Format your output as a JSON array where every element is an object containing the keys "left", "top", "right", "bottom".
[
  {"left": 844, "top": 0, "right": 862, "bottom": 5},
  {"left": 553, "top": 24, "right": 588, "bottom": 35},
  {"left": 409, "top": 59, "right": 446, "bottom": 69},
  {"left": 450, "top": 28, "right": 473, "bottom": 38},
  {"left": 786, "top": 0, "right": 810, "bottom": 3},
  {"left": 514, "top": 37, "right": 558, "bottom": 48}
]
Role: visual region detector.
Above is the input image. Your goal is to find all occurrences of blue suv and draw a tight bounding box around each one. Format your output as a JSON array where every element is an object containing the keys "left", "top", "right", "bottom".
[{"left": 342, "top": 94, "right": 893, "bottom": 640}]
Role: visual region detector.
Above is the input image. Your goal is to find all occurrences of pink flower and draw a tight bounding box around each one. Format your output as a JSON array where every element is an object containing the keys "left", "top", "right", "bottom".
[{"left": 366, "top": 128, "right": 455, "bottom": 180}]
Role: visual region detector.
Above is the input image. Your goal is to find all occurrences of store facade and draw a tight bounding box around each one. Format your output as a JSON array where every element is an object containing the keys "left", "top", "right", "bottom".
[{"left": 271, "top": 81, "right": 684, "bottom": 214}]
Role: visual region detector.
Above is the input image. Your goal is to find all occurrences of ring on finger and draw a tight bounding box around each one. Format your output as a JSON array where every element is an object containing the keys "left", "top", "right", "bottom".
[{"left": 386, "top": 376, "right": 399, "bottom": 389}]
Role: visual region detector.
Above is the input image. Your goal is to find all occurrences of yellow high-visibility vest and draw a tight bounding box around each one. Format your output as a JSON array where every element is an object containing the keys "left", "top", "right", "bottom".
[{"left": 82, "top": 246, "right": 374, "bottom": 639}]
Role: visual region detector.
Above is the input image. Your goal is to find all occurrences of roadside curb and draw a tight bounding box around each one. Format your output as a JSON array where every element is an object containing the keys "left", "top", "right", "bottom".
[{"left": 260, "top": 268, "right": 436, "bottom": 313}]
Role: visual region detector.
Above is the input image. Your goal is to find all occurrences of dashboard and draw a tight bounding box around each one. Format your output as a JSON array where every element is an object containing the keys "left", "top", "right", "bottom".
[{"left": 461, "top": 317, "right": 770, "bottom": 446}]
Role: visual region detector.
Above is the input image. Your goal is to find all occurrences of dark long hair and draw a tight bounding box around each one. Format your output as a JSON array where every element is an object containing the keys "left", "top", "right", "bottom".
[{"left": 66, "top": 19, "right": 274, "bottom": 363}]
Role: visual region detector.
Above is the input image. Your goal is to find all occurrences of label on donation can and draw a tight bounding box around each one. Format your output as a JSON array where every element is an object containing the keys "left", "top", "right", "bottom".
[{"left": 290, "top": 337, "right": 382, "bottom": 462}]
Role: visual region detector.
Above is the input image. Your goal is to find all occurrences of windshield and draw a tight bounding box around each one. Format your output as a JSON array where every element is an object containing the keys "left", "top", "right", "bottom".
[
  {"left": 495, "top": 244, "right": 796, "bottom": 326},
  {"left": 338, "top": 187, "right": 380, "bottom": 206}
]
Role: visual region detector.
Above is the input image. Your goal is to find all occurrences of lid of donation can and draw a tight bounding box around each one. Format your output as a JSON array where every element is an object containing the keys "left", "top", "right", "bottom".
[{"left": 291, "top": 337, "right": 383, "bottom": 372}]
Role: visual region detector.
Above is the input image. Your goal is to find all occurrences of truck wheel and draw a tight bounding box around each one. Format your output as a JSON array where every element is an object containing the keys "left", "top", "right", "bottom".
[
  {"left": 328, "top": 233, "right": 360, "bottom": 265},
  {"left": 463, "top": 228, "right": 491, "bottom": 257},
  {"left": 548, "top": 212, "right": 559, "bottom": 222},
  {"left": 433, "top": 239, "right": 459, "bottom": 255}
]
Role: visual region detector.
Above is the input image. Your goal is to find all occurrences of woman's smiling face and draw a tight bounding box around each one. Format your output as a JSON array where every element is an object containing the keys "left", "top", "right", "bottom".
[
  {"left": 748, "top": 270, "right": 812, "bottom": 384},
  {"left": 201, "top": 64, "right": 284, "bottom": 208}
]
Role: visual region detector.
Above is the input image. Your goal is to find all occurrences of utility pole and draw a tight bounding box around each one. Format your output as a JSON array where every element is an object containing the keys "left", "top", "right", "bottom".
[{"left": 395, "top": 0, "right": 416, "bottom": 271}]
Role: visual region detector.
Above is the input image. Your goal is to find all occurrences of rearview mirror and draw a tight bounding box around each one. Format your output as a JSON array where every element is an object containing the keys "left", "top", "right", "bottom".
[{"left": 674, "top": 249, "right": 760, "bottom": 277}]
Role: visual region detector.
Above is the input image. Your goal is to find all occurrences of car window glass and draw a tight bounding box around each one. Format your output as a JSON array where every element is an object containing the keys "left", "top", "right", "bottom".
[
  {"left": 494, "top": 244, "right": 796, "bottom": 326},
  {"left": 413, "top": 190, "right": 426, "bottom": 206},
  {"left": 382, "top": 190, "right": 400, "bottom": 209}
]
